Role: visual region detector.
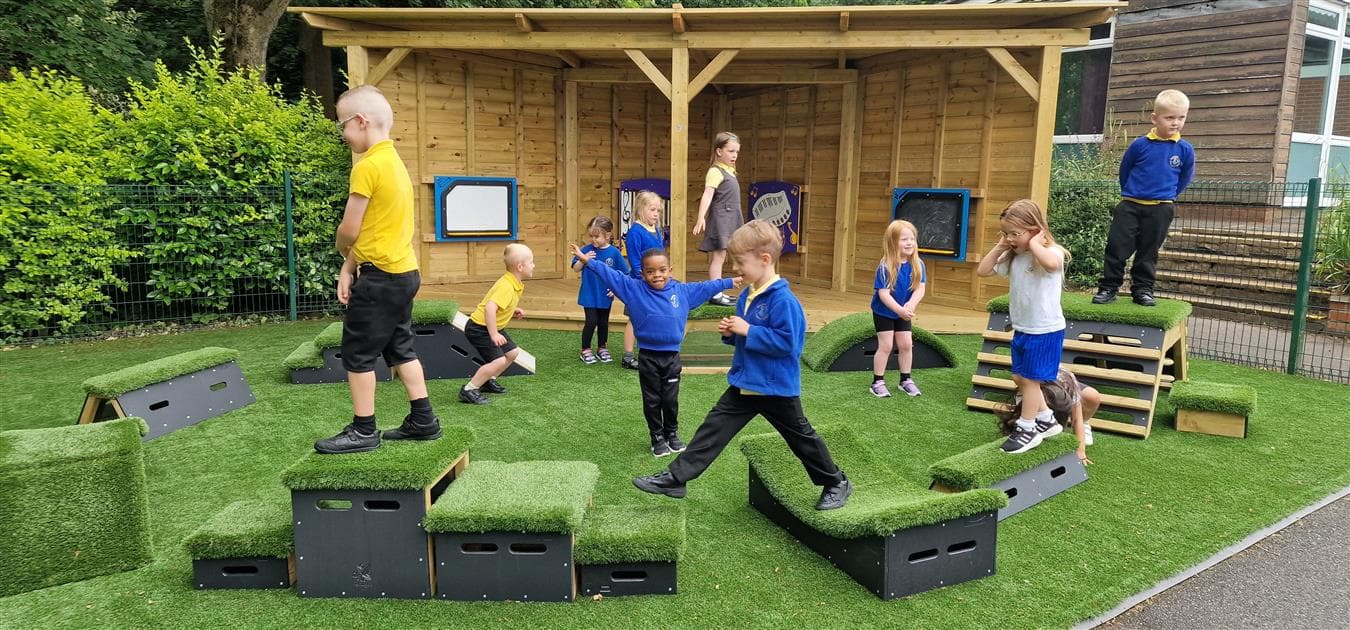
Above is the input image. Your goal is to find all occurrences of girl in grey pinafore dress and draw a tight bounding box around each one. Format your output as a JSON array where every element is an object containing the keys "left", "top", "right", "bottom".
[{"left": 700, "top": 163, "right": 743, "bottom": 252}]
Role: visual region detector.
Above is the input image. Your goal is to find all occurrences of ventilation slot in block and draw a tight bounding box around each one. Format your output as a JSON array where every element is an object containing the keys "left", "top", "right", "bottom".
[
  {"left": 461, "top": 543, "right": 499, "bottom": 554},
  {"left": 907, "top": 548, "right": 939, "bottom": 563}
]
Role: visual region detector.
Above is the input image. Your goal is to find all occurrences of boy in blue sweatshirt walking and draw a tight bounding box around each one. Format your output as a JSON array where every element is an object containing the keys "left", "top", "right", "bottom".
[
  {"left": 570, "top": 242, "right": 740, "bottom": 457},
  {"left": 632, "top": 220, "right": 852, "bottom": 511},
  {"left": 1094, "top": 89, "right": 1194, "bottom": 307}
]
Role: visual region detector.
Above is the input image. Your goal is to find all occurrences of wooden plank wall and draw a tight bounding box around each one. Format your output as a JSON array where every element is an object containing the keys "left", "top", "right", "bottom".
[{"left": 1106, "top": 0, "right": 1299, "bottom": 181}]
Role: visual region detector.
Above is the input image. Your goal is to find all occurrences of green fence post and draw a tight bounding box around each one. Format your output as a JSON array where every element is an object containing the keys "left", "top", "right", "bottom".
[
  {"left": 285, "top": 170, "right": 298, "bottom": 322},
  {"left": 1288, "top": 177, "right": 1321, "bottom": 374}
]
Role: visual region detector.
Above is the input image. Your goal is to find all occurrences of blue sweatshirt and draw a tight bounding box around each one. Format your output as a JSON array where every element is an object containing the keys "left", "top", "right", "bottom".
[
  {"left": 724, "top": 278, "right": 806, "bottom": 397},
  {"left": 625, "top": 223, "right": 665, "bottom": 279},
  {"left": 571, "top": 244, "right": 630, "bottom": 308},
  {"left": 1119, "top": 131, "right": 1195, "bottom": 202},
  {"left": 581, "top": 261, "right": 732, "bottom": 352}
]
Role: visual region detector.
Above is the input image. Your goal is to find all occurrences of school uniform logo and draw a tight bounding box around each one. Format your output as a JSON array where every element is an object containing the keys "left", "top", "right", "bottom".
[
  {"left": 1169, "top": 155, "right": 1181, "bottom": 168},
  {"left": 669, "top": 294, "right": 680, "bottom": 309},
  {"left": 753, "top": 303, "right": 769, "bottom": 322},
  {"left": 604, "top": 257, "right": 615, "bottom": 268}
]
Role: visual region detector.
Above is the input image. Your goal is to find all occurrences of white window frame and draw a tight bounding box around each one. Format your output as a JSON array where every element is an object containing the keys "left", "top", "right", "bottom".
[
  {"left": 1053, "top": 18, "right": 1115, "bottom": 144},
  {"left": 1292, "top": 0, "right": 1350, "bottom": 184}
]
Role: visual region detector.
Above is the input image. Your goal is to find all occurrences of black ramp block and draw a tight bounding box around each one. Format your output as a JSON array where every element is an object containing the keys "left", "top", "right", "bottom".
[
  {"left": 193, "top": 556, "right": 291, "bottom": 590},
  {"left": 989, "top": 451, "right": 1088, "bottom": 521},
  {"left": 579, "top": 561, "right": 677, "bottom": 597},
  {"left": 290, "top": 348, "right": 391, "bottom": 385},
  {"left": 291, "top": 489, "right": 431, "bottom": 599},
  {"left": 826, "top": 337, "right": 952, "bottom": 372},
  {"left": 116, "top": 361, "right": 255, "bottom": 440},
  {"left": 434, "top": 532, "right": 573, "bottom": 601}
]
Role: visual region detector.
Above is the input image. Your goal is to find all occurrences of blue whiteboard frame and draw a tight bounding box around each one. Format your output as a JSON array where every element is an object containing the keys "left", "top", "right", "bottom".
[
  {"left": 890, "top": 188, "right": 971, "bottom": 261},
  {"left": 433, "top": 176, "right": 518, "bottom": 242}
]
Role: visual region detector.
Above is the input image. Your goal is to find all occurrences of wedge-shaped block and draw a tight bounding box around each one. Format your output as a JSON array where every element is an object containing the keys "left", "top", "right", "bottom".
[
  {"left": 929, "top": 434, "right": 1087, "bottom": 521},
  {"left": 288, "top": 345, "right": 392, "bottom": 385},
  {"left": 80, "top": 348, "right": 255, "bottom": 440},
  {"left": 801, "top": 313, "right": 956, "bottom": 372}
]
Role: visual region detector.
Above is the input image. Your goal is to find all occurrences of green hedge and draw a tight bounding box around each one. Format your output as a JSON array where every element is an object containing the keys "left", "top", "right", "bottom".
[
  {"left": 1169, "top": 381, "right": 1257, "bottom": 417},
  {"left": 928, "top": 433, "right": 1079, "bottom": 492},
  {"left": 411, "top": 299, "right": 460, "bottom": 325},
  {"left": 423, "top": 460, "right": 600, "bottom": 534},
  {"left": 281, "top": 425, "right": 472, "bottom": 491},
  {"left": 182, "top": 501, "right": 292, "bottom": 560},
  {"left": 0, "top": 418, "right": 153, "bottom": 597},
  {"left": 740, "top": 425, "right": 1006, "bottom": 539},
  {"left": 801, "top": 312, "right": 956, "bottom": 372},
  {"left": 987, "top": 292, "right": 1192, "bottom": 331},
  {"left": 574, "top": 504, "right": 685, "bottom": 565},
  {"left": 81, "top": 347, "right": 241, "bottom": 398}
]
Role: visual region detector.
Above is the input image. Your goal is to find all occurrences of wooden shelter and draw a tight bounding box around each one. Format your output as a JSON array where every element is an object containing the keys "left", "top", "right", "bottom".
[{"left": 292, "top": 3, "right": 1120, "bottom": 309}]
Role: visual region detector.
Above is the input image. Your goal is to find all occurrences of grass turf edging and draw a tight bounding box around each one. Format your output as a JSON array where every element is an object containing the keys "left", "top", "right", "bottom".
[
  {"left": 574, "top": 504, "right": 685, "bottom": 565},
  {"left": 313, "top": 322, "right": 344, "bottom": 349},
  {"left": 80, "top": 347, "right": 241, "bottom": 398},
  {"left": 281, "top": 341, "right": 325, "bottom": 370},
  {"left": 182, "top": 501, "right": 293, "bottom": 560},
  {"left": 1169, "top": 380, "right": 1257, "bottom": 417},
  {"left": 740, "top": 424, "right": 1006, "bottom": 538},
  {"left": 928, "top": 433, "right": 1079, "bottom": 491},
  {"left": 411, "top": 299, "right": 460, "bottom": 325},
  {"left": 280, "top": 425, "right": 472, "bottom": 491},
  {"left": 423, "top": 460, "right": 600, "bottom": 534},
  {"left": 801, "top": 312, "right": 956, "bottom": 371},
  {"left": 689, "top": 303, "right": 735, "bottom": 320},
  {"left": 986, "top": 292, "right": 1192, "bottom": 330}
]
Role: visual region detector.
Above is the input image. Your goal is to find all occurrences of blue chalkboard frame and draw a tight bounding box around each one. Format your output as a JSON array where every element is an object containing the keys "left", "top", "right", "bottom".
[
  {"left": 890, "top": 188, "right": 971, "bottom": 261},
  {"left": 433, "top": 176, "right": 518, "bottom": 242}
]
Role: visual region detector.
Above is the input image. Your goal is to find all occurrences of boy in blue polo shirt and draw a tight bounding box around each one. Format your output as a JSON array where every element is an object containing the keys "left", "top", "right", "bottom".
[
  {"left": 1094, "top": 89, "right": 1194, "bottom": 307},
  {"left": 570, "top": 242, "right": 738, "bottom": 457},
  {"left": 631, "top": 220, "right": 852, "bottom": 511}
]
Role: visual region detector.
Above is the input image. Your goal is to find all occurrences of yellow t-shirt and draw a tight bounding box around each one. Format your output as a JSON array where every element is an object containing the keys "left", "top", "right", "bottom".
[
  {"left": 470, "top": 272, "right": 524, "bottom": 329},
  {"left": 704, "top": 162, "right": 736, "bottom": 189},
  {"left": 349, "top": 140, "right": 417, "bottom": 273}
]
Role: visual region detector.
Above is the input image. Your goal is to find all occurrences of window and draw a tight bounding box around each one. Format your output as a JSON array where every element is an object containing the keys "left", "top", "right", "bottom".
[
  {"left": 1053, "top": 19, "right": 1113, "bottom": 144},
  {"left": 1290, "top": 1, "right": 1350, "bottom": 182}
]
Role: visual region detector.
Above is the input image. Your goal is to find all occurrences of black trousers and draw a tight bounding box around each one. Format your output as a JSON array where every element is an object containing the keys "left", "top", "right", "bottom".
[
  {"left": 638, "top": 350, "right": 681, "bottom": 439},
  {"left": 668, "top": 387, "right": 844, "bottom": 487},
  {"left": 1100, "top": 199, "right": 1175, "bottom": 294},
  {"left": 581, "top": 306, "right": 611, "bottom": 349}
]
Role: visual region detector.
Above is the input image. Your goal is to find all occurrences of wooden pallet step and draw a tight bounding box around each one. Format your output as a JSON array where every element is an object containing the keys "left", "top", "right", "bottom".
[
  {"left": 981, "top": 331, "right": 1163, "bottom": 360},
  {"left": 964, "top": 397, "right": 1150, "bottom": 436},
  {"left": 970, "top": 375, "right": 1154, "bottom": 411},
  {"left": 975, "top": 353, "right": 1160, "bottom": 386}
]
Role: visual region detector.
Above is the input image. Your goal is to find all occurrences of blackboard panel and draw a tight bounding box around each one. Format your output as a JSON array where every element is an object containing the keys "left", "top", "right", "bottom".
[{"left": 891, "top": 188, "right": 970, "bottom": 260}]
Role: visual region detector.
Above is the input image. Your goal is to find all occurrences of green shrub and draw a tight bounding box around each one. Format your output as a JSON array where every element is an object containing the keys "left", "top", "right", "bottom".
[
  {"left": 1048, "top": 181, "right": 1116, "bottom": 289},
  {"left": 0, "top": 69, "right": 133, "bottom": 338},
  {"left": 1316, "top": 200, "right": 1350, "bottom": 294}
]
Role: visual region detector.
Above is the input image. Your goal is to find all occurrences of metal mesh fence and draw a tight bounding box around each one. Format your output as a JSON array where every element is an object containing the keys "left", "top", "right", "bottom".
[
  {"left": 1050, "top": 179, "right": 1350, "bottom": 383},
  {"left": 0, "top": 177, "right": 346, "bottom": 343}
]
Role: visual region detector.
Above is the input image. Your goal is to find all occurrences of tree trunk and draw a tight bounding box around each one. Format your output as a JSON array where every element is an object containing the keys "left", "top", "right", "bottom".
[
  {"left": 299, "top": 22, "right": 335, "bottom": 118},
  {"left": 203, "top": 0, "right": 291, "bottom": 70}
]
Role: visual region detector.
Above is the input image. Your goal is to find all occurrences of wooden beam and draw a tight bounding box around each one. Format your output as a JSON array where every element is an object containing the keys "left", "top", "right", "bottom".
[
  {"left": 346, "top": 46, "right": 368, "bottom": 87},
  {"left": 776, "top": 88, "right": 787, "bottom": 181},
  {"left": 464, "top": 62, "right": 476, "bottom": 173},
  {"left": 688, "top": 49, "right": 738, "bottom": 102},
  {"left": 514, "top": 12, "right": 536, "bottom": 33},
  {"left": 325, "top": 31, "right": 676, "bottom": 49},
  {"left": 1027, "top": 7, "right": 1117, "bottom": 29},
  {"left": 839, "top": 11, "right": 850, "bottom": 32},
  {"left": 624, "top": 49, "right": 672, "bottom": 101},
  {"left": 672, "top": 2, "right": 687, "bottom": 34},
  {"left": 1029, "top": 46, "right": 1062, "bottom": 211},
  {"left": 670, "top": 46, "right": 690, "bottom": 281},
  {"left": 976, "top": 57, "right": 998, "bottom": 256},
  {"left": 322, "top": 29, "right": 1089, "bottom": 50},
  {"left": 986, "top": 47, "right": 1039, "bottom": 102},
  {"left": 889, "top": 66, "right": 905, "bottom": 189},
  {"left": 300, "top": 13, "right": 377, "bottom": 32},
  {"left": 564, "top": 81, "right": 580, "bottom": 278},
  {"left": 425, "top": 48, "right": 563, "bottom": 70},
  {"left": 831, "top": 80, "right": 860, "bottom": 292},
  {"left": 366, "top": 47, "right": 411, "bottom": 86},
  {"left": 801, "top": 84, "right": 816, "bottom": 272},
  {"left": 564, "top": 67, "right": 855, "bottom": 85},
  {"left": 554, "top": 50, "right": 583, "bottom": 68},
  {"left": 932, "top": 62, "right": 949, "bottom": 187}
]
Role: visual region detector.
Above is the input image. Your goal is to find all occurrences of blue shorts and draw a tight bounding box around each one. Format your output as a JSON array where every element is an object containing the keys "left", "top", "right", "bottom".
[{"left": 1010, "top": 329, "right": 1064, "bottom": 382}]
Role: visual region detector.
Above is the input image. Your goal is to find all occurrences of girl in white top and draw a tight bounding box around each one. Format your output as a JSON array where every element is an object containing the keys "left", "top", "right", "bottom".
[{"left": 976, "top": 199, "right": 1071, "bottom": 454}]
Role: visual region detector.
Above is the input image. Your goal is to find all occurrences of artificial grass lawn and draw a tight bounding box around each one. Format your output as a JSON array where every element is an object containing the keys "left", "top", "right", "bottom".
[
  {"left": 81, "top": 347, "right": 240, "bottom": 398},
  {"left": 1, "top": 323, "right": 1348, "bottom": 628},
  {"left": 987, "top": 292, "right": 1192, "bottom": 330},
  {"left": 1169, "top": 380, "right": 1258, "bottom": 417},
  {"left": 929, "top": 433, "right": 1080, "bottom": 491},
  {"left": 800, "top": 311, "right": 955, "bottom": 371},
  {"left": 574, "top": 504, "right": 686, "bottom": 565},
  {"left": 281, "top": 426, "right": 472, "bottom": 491},
  {"left": 423, "top": 460, "right": 599, "bottom": 534},
  {"left": 741, "top": 425, "right": 1005, "bottom": 538},
  {"left": 182, "top": 501, "right": 292, "bottom": 560},
  {"left": 0, "top": 418, "right": 153, "bottom": 597}
]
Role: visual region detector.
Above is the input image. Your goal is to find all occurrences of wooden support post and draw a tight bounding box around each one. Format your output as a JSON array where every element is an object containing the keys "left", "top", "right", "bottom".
[
  {"left": 802, "top": 85, "right": 817, "bottom": 268},
  {"left": 565, "top": 81, "right": 580, "bottom": 278},
  {"left": 415, "top": 54, "right": 429, "bottom": 254},
  {"left": 831, "top": 80, "right": 860, "bottom": 292},
  {"left": 889, "top": 66, "right": 906, "bottom": 190},
  {"left": 1029, "top": 46, "right": 1062, "bottom": 211},
  {"left": 688, "top": 49, "right": 738, "bottom": 101},
  {"left": 670, "top": 46, "right": 690, "bottom": 280},
  {"left": 624, "top": 49, "right": 672, "bottom": 101},
  {"left": 931, "top": 62, "right": 949, "bottom": 187},
  {"left": 976, "top": 58, "right": 998, "bottom": 255},
  {"left": 366, "top": 47, "right": 411, "bottom": 86},
  {"left": 347, "top": 46, "right": 368, "bottom": 87},
  {"left": 985, "top": 48, "right": 1040, "bottom": 102},
  {"left": 776, "top": 89, "right": 787, "bottom": 181}
]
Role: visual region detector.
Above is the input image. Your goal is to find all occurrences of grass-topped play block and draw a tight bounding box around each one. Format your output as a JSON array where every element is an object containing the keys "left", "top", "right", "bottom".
[
  {"left": 183, "top": 501, "right": 294, "bottom": 590},
  {"left": 929, "top": 433, "right": 1087, "bottom": 521},
  {"left": 283, "top": 322, "right": 392, "bottom": 384},
  {"left": 424, "top": 460, "right": 599, "bottom": 602},
  {"left": 969, "top": 293, "right": 1193, "bottom": 439},
  {"left": 575, "top": 504, "right": 685, "bottom": 597},
  {"left": 1171, "top": 380, "right": 1257, "bottom": 439},
  {"left": 802, "top": 312, "right": 956, "bottom": 372},
  {"left": 0, "top": 418, "right": 153, "bottom": 597},
  {"left": 740, "top": 425, "right": 1006, "bottom": 600},
  {"left": 79, "top": 347, "right": 255, "bottom": 441},
  {"left": 281, "top": 426, "right": 472, "bottom": 599}
]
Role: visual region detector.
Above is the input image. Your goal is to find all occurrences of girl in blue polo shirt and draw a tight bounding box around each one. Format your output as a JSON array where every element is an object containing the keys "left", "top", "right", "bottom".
[
  {"left": 571, "top": 216, "right": 629, "bottom": 364},
  {"left": 870, "top": 220, "right": 927, "bottom": 398}
]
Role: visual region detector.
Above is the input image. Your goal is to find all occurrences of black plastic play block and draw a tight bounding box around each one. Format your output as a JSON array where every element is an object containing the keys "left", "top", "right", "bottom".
[
  {"left": 193, "top": 556, "right": 292, "bottom": 590},
  {"left": 578, "top": 562, "right": 677, "bottom": 597},
  {"left": 986, "top": 451, "right": 1086, "bottom": 521},
  {"left": 289, "top": 347, "right": 392, "bottom": 385},
  {"left": 928, "top": 434, "right": 1088, "bottom": 522},
  {"left": 748, "top": 469, "right": 998, "bottom": 600},
  {"left": 83, "top": 360, "right": 256, "bottom": 441},
  {"left": 827, "top": 337, "right": 953, "bottom": 372},
  {"left": 433, "top": 531, "right": 576, "bottom": 602},
  {"left": 411, "top": 323, "right": 531, "bottom": 380}
]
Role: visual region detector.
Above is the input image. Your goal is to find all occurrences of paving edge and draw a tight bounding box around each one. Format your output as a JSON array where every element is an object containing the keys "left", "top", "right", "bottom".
[{"left": 1077, "top": 483, "right": 1350, "bottom": 629}]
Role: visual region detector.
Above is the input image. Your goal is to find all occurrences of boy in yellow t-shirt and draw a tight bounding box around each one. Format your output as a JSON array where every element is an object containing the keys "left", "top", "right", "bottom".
[
  {"left": 315, "top": 85, "right": 441, "bottom": 455},
  {"left": 458, "top": 243, "right": 535, "bottom": 405}
]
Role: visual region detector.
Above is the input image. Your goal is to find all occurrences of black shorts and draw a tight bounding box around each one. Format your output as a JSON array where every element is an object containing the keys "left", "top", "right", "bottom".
[
  {"left": 342, "top": 264, "right": 420, "bottom": 373},
  {"left": 873, "top": 312, "right": 913, "bottom": 333},
  {"left": 464, "top": 320, "right": 518, "bottom": 362}
]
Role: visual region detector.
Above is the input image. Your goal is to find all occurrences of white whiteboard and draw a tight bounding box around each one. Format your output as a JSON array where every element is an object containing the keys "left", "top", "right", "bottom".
[{"left": 441, "top": 184, "right": 510, "bottom": 233}]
